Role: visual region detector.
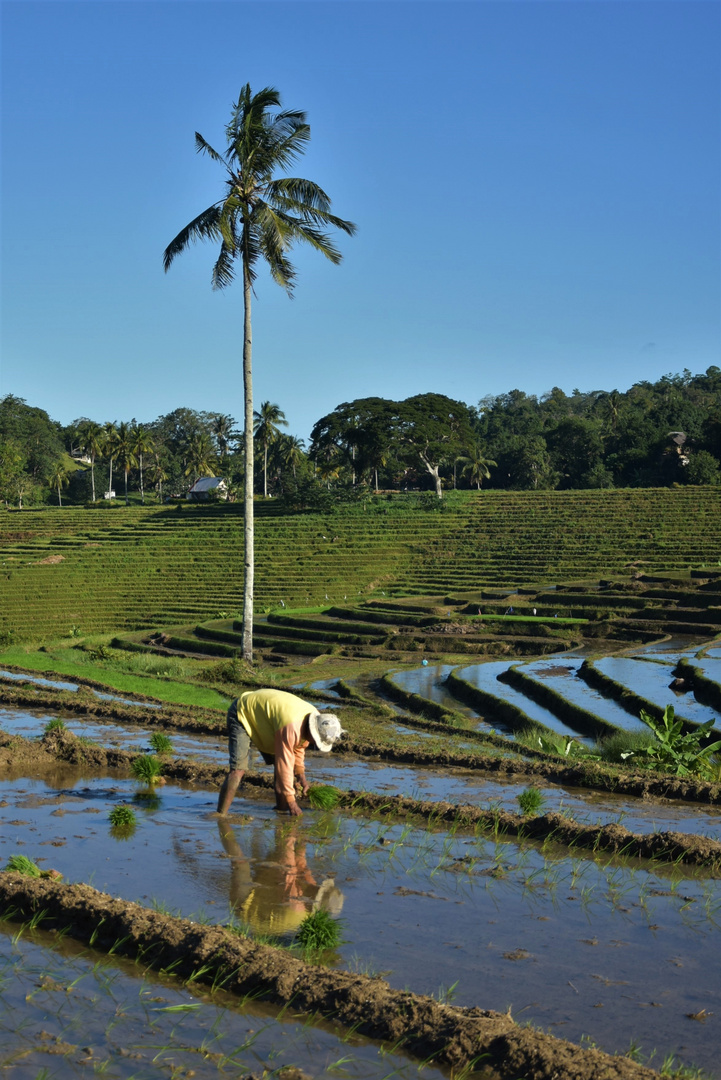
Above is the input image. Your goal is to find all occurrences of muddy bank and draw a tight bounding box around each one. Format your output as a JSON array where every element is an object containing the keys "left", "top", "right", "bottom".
[
  {"left": 0, "top": 872, "right": 659, "bottom": 1080},
  {"left": 5, "top": 730, "right": 721, "bottom": 872}
]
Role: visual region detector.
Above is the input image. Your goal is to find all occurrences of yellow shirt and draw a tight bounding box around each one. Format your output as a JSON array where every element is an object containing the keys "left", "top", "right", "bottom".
[{"left": 236, "top": 689, "right": 312, "bottom": 799}]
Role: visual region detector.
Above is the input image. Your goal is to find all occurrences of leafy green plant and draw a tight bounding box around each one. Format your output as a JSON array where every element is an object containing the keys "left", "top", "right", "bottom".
[
  {"left": 131, "top": 755, "right": 163, "bottom": 784},
  {"left": 295, "top": 909, "right": 343, "bottom": 951},
  {"left": 69, "top": 625, "right": 82, "bottom": 638},
  {"left": 596, "top": 729, "right": 656, "bottom": 764},
  {"left": 307, "top": 785, "right": 341, "bottom": 810},
  {"left": 637, "top": 706, "right": 721, "bottom": 778},
  {"left": 517, "top": 786, "right": 545, "bottom": 816},
  {"left": 108, "top": 804, "right": 136, "bottom": 829},
  {"left": 149, "top": 732, "right": 173, "bottom": 754},
  {"left": 5, "top": 854, "right": 42, "bottom": 877},
  {"left": 44, "top": 718, "right": 66, "bottom": 734}
]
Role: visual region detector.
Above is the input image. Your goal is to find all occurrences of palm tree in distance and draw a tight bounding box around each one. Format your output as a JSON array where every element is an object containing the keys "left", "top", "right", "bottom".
[
  {"left": 103, "top": 422, "right": 119, "bottom": 499},
  {"left": 254, "top": 401, "right": 287, "bottom": 498},
  {"left": 459, "top": 446, "right": 497, "bottom": 490},
  {"left": 79, "top": 421, "right": 104, "bottom": 502},
  {"left": 184, "top": 432, "right": 217, "bottom": 487},
  {"left": 115, "top": 422, "right": 137, "bottom": 506},
  {"left": 49, "top": 462, "right": 70, "bottom": 507},
  {"left": 132, "top": 425, "right": 155, "bottom": 505},
  {"left": 163, "top": 83, "right": 356, "bottom": 660}
]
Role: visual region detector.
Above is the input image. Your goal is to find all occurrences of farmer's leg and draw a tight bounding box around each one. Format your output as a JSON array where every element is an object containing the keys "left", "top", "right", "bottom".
[{"left": 217, "top": 703, "right": 251, "bottom": 814}]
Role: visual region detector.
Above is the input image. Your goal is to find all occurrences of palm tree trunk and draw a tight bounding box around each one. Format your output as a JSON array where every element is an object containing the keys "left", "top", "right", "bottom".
[
  {"left": 109, "top": 457, "right": 113, "bottom": 497},
  {"left": 241, "top": 258, "right": 254, "bottom": 661},
  {"left": 264, "top": 441, "right": 269, "bottom": 498},
  {"left": 91, "top": 456, "right": 96, "bottom": 502},
  {"left": 139, "top": 454, "right": 144, "bottom": 505},
  {"left": 124, "top": 469, "right": 129, "bottom": 506}
]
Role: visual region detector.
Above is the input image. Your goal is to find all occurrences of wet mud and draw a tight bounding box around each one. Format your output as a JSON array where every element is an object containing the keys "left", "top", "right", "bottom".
[{"left": 0, "top": 872, "right": 661, "bottom": 1080}]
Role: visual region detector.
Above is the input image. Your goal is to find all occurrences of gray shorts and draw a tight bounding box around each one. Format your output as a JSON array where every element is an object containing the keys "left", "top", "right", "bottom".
[{"left": 227, "top": 699, "right": 275, "bottom": 770}]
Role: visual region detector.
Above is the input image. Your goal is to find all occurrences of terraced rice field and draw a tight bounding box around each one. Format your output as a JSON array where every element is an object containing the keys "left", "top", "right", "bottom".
[{"left": 2, "top": 488, "right": 720, "bottom": 640}]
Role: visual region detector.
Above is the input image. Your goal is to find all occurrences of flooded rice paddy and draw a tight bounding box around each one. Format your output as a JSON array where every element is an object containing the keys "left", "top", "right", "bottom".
[
  {"left": 1, "top": 733, "right": 721, "bottom": 1071},
  {"left": 1, "top": 925, "right": 448, "bottom": 1080},
  {"left": 3, "top": 641, "right": 721, "bottom": 1077}
]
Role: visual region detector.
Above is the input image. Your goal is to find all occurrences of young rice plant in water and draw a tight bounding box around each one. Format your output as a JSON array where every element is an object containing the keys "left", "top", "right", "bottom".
[
  {"left": 295, "top": 909, "right": 342, "bottom": 951},
  {"left": 108, "top": 804, "right": 136, "bottom": 829},
  {"left": 131, "top": 755, "right": 163, "bottom": 784},
  {"left": 517, "top": 786, "right": 545, "bottom": 816},
  {"left": 5, "top": 854, "right": 42, "bottom": 877},
  {"left": 44, "top": 719, "right": 65, "bottom": 734},
  {"left": 149, "top": 732, "right": 173, "bottom": 754},
  {"left": 307, "top": 785, "right": 341, "bottom": 810}
]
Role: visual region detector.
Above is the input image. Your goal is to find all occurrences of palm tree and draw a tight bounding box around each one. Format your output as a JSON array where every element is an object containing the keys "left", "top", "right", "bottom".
[
  {"left": 103, "top": 422, "right": 119, "bottom": 498},
  {"left": 459, "top": 446, "right": 497, "bottom": 490},
  {"left": 78, "top": 421, "right": 104, "bottom": 502},
  {"left": 164, "top": 83, "right": 356, "bottom": 660},
  {"left": 280, "top": 434, "right": 305, "bottom": 479},
  {"left": 132, "top": 425, "right": 155, "bottom": 505},
  {"left": 184, "top": 432, "right": 217, "bottom": 486},
  {"left": 149, "top": 455, "right": 169, "bottom": 502},
  {"left": 49, "top": 462, "right": 70, "bottom": 507},
  {"left": 115, "top": 421, "right": 137, "bottom": 505},
  {"left": 253, "top": 401, "right": 288, "bottom": 497}
]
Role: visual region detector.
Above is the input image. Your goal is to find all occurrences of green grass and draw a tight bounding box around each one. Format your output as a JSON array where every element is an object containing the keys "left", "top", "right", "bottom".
[
  {"left": 0, "top": 643, "right": 230, "bottom": 710},
  {"left": 149, "top": 732, "right": 173, "bottom": 754}
]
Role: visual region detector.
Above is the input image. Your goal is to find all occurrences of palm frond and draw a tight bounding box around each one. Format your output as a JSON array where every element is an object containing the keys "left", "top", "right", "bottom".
[
  {"left": 163, "top": 205, "right": 222, "bottom": 271},
  {"left": 211, "top": 243, "right": 236, "bottom": 289},
  {"left": 194, "top": 133, "right": 225, "bottom": 164}
]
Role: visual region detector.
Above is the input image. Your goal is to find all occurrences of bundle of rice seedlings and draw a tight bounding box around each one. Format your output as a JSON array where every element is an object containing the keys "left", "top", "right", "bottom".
[
  {"left": 109, "top": 804, "right": 136, "bottom": 829},
  {"left": 295, "top": 909, "right": 342, "bottom": 951},
  {"left": 131, "top": 755, "right": 163, "bottom": 784},
  {"left": 5, "top": 854, "right": 42, "bottom": 877},
  {"left": 149, "top": 732, "right": 173, "bottom": 754},
  {"left": 307, "top": 785, "right": 341, "bottom": 810}
]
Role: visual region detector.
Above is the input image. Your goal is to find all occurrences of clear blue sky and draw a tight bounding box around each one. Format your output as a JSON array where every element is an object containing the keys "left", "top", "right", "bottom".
[{"left": 2, "top": 1, "right": 719, "bottom": 442}]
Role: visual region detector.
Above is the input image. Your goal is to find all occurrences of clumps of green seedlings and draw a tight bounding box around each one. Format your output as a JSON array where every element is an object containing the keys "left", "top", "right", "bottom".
[
  {"left": 131, "top": 755, "right": 163, "bottom": 785},
  {"left": 596, "top": 729, "right": 656, "bottom": 764},
  {"left": 149, "top": 732, "right": 173, "bottom": 755},
  {"left": 517, "top": 786, "right": 545, "bottom": 817},
  {"left": 307, "top": 785, "right": 341, "bottom": 810},
  {"left": 108, "top": 804, "right": 136, "bottom": 830},
  {"left": 44, "top": 718, "right": 66, "bottom": 734},
  {"left": 5, "top": 854, "right": 42, "bottom": 877},
  {"left": 295, "top": 909, "right": 343, "bottom": 952}
]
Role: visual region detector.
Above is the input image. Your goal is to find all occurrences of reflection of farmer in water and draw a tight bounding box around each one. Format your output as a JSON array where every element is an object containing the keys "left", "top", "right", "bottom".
[
  {"left": 217, "top": 818, "right": 344, "bottom": 936},
  {"left": 217, "top": 688, "right": 346, "bottom": 817}
]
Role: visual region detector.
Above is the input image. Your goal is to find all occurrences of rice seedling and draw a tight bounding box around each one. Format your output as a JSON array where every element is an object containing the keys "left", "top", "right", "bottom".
[
  {"left": 295, "top": 909, "right": 343, "bottom": 952},
  {"left": 149, "top": 732, "right": 173, "bottom": 754},
  {"left": 44, "top": 718, "right": 66, "bottom": 733},
  {"left": 5, "top": 854, "right": 42, "bottom": 877},
  {"left": 517, "top": 786, "right": 545, "bottom": 816},
  {"left": 131, "top": 754, "right": 163, "bottom": 784},
  {"left": 108, "top": 804, "right": 136, "bottom": 830},
  {"left": 307, "top": 785, "right": 341, "bottom": 810}
]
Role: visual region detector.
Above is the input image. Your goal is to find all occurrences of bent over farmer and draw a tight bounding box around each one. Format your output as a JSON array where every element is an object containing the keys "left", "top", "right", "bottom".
[{"left": 217, "top": 688, "right": 345, "bottom": 816}]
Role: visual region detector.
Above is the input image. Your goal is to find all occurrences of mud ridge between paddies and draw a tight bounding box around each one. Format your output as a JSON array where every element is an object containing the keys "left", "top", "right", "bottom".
[
  {"left": 4, "top": 674, "right": 721, "bottom": 807},
  {"left": 6, "top": 729, "right": 721, "bottom": 872},
  {"left": 0, "top": 872, "right": 661, "bottom": 1080}
]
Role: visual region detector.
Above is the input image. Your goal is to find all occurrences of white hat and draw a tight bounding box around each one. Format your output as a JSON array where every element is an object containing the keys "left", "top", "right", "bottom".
[{"left": 308, "top": 712, "right": 346, "bottom": 753}]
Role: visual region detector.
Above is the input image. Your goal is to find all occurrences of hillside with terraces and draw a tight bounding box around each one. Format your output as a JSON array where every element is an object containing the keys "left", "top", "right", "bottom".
[{"left": 1, "top": 488, "right": 720, "bottom": 643}]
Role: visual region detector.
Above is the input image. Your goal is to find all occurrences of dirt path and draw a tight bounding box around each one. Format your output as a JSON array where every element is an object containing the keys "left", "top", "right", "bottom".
[{"left": 0, "top": 872, "right": 661, "bottom": 1080}]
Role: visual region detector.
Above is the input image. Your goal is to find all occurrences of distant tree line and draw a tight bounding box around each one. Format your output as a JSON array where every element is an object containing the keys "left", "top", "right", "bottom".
[{"left": 1, "top": 366, "right": 720, "bottom": 508}]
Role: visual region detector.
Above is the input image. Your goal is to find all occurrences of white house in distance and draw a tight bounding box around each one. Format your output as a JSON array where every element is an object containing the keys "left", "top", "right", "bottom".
[{"left": 187, "top": 477, "right": 229, "bottom": 501}]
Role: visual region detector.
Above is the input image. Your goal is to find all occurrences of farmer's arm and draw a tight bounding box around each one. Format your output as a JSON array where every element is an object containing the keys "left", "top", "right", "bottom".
[
  {"left": 293, "top": 735, "right": 309, "bottom": 796},
  {"left": 274, "top": 726, "right": 303, "bottom": 815}
]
